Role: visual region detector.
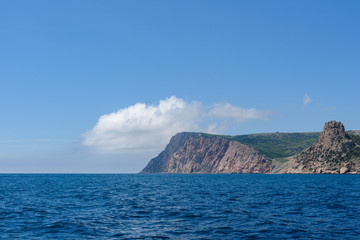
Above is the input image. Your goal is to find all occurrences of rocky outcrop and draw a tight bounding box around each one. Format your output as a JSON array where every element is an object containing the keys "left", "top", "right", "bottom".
[
  {"left": 141, "top": 132, "right": 201, "bottom": 173},
  {"left": 141, "top": 133, "right": 273, "bottom": 173},
  {"left": 318, "top": 121, "right": 354, "bottom": 152},
  {"left": 282, "top": 121, "right": 360, "bottom": 174}
]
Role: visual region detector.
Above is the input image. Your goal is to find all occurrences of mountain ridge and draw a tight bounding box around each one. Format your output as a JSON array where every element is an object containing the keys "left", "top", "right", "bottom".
[{"left": 141, "top": 121, "right": 360, "bottom": 174}]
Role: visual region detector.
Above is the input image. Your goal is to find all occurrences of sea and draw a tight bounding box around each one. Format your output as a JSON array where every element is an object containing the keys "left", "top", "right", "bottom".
[{"left": 0, "top": 174, "right": 359, "bottom": 239}]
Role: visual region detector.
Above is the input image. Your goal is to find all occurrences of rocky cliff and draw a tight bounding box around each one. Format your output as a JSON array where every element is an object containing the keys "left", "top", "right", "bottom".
[
  {"left": 141, "top": 121, "right": 360, "bottom": 174},
  {"left": 141, "top": 132, "right": 201, "bottom": 173},
  {"left": 282, "top": 121, "right": 360, "bottom": 174},
  {"left": 141, "top": 133, "right": 273, "bottom": 173}
]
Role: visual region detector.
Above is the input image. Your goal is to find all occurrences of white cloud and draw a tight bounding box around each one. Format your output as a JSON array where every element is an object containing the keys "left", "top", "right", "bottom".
[
  {"left": 209, "top": 103, "right": 271, "bottom": 121},
  {"left": 83, "top": 96, "right": 202, "bottom": 152},
  {"left": 303, "top": 94, "right": 311, "bottom": 106},
  {"left": 83, "top": 96, "right": 271, "bottom": 153}
]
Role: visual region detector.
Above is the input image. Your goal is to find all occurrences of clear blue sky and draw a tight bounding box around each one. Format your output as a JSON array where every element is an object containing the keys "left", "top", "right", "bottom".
[{"left": 1, "top": 0, "right": 359, "bottom": 173}]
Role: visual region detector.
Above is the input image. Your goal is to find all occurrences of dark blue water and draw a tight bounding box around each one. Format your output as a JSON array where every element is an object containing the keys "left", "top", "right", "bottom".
[{"left": 0, "top": 174, "right": 359, "bottom": 239}]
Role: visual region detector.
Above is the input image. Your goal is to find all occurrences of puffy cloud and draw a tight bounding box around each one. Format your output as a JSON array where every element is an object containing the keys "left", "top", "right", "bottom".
[
  {"left": 209, "top": 103, "right": 271, "bottom": 121},
  {"left": 303, "top": 94, "right": 311, "bottom": 106},
  {"left": 83, "top": 96, "right": 271, "bottom": 153},
  {"left": 83, "top": 96, "right": 202, "bottom": 152}
]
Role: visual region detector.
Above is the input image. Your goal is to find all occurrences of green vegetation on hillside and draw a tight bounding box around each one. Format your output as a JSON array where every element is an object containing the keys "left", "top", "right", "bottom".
[
  {"left": 348, "top": 134, "right": 360, "bottom": 146},
  {"left": 229, "top": 132, "right": 320, "bottom": 159},
  {"left": 201, "top": 131, "right": 321, "bottom": 159},
  {"left": 347, "top": 134, "right": 360, "bottom": 161}
]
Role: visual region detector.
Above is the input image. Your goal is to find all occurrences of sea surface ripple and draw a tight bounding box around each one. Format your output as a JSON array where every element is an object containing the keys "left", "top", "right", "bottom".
[{"left": 0, "top": 174, "right": 359, "bottom": 239}]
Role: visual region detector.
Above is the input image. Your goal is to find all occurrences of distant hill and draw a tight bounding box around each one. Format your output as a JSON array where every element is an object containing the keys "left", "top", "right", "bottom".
[
  {"left": 348, "top": 130, "right": 360, "bottom": 136},
  {"left": 141, "top": 121, "right": 360, "bottom": 174},
  {"left": 227, "top": 132, "right": 320, "bottom": 159}
]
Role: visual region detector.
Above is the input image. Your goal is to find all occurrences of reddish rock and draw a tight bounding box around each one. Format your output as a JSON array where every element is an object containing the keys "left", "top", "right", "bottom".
[{"left": 141, "top": 134, "right": 273, "bottom": 173}]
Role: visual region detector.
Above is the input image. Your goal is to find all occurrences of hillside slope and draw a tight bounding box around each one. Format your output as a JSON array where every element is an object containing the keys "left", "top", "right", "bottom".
[{"left": 282, "top": 121, "right": 360, "bottom": 174}]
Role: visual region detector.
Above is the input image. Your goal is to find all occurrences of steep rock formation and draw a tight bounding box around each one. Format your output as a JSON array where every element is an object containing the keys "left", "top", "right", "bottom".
[
  {"left": 141, "top": 133, "right": 273, "bottom": 173},
  {"left": 141, "top": 132, "right": 201, "bottom": 173},
  {"left": 282, "top": 121, "right": 360, "bottom": 174}
]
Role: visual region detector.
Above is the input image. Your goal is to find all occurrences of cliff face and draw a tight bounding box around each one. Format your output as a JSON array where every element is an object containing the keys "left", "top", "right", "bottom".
[
  {"left": 141, "top": 121, "right": 360, "bottom": 174},
  {"left": 282, "top": 121, "right": 360, "bottom": 174},
  {"left": 141, "top": 133, "right": 273, "bottom": 173},
  {"left": 141, "top": 132, "right": 201, "bottom": 173}
]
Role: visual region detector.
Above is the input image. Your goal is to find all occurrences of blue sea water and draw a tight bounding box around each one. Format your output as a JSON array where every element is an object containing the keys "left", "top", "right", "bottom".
[{"left": 0, "top": 174, "right": 359, "bottom": 239}]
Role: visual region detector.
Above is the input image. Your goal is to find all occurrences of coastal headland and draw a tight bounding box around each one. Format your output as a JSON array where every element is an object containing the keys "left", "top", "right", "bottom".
[{"left": 141, "top": 121, "right": 360, "bottom": 174}]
